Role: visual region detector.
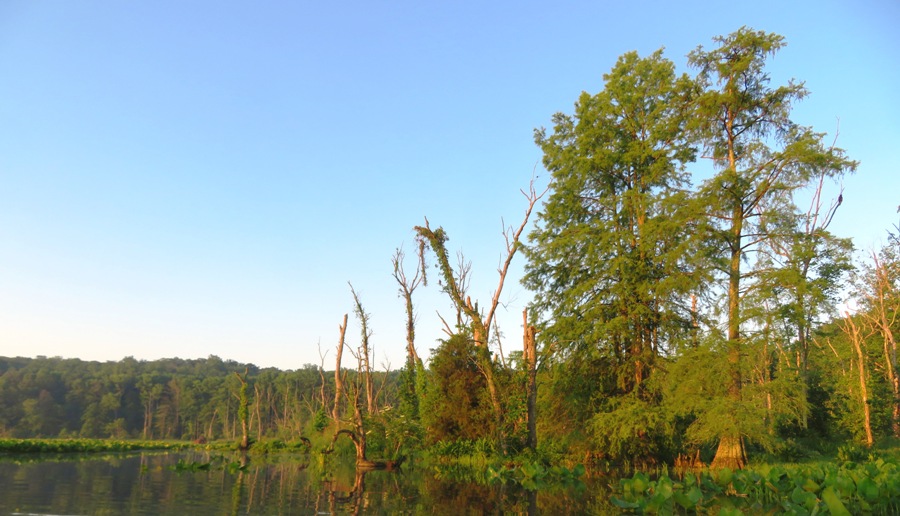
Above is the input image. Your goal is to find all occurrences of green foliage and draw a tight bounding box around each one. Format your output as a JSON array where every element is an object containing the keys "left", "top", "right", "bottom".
[
  {"left": 591, "top": 392, "right": 673, "bottom": 462},
  {"left": 613, "top": 458, "right": 900, "bottom": 514},
  {"left": 836, "top": 443, "right": 871, "bottom": 464},
  {"left": 420, "top": 335, "right": 494, "bottom": 444},
  {"left": 312, "top": 408, "right": 328, "bottom": 432},
  {"left": 664, "top": 336, "right": 806, "bottom": 453},
  {"left": 427, "top": 438, "right": 497, "bottom": 468},
  {"left": 526, "top": 48, "right": 701, "bottom": 369},
  {"left": 526, "top": 47, "right": 708, "bottom": 464},
  {"left": 248, "top": 438, "right": 312, "bottom": 454}
]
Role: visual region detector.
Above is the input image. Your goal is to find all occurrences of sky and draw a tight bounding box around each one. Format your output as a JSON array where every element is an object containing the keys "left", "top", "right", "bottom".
[{"left": 1, "top": 1, "right": 898, "bottom": 371}]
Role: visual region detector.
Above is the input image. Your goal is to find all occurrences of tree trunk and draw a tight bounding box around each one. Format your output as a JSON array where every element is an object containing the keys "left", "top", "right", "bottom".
[
  {"left": 405, "top": 298, "right": 421, "bottom": 365},
  {"left": 523, "top": 310, "right": 538, "bottom": 451},
  {"left": 873, "top": 253, "right": 900, "bottom": 437},
  {"left": 350, "top": 284, "right": 377, "bottom": 416},
  {"left": 714, "top": 200, "right": 746, "bottom": 469},
  {"left": 711, "top": 435, "right": 746, "bottom": 470},
  {"left": 318, "top": 366, "right": 327, "bottom": 412},
  {"left": 235, "top": 369, "right": 251, "bottom": 450},
  {"left": 364, "top": 349, "right": 375, "bottom": 416},
  {"left": 844, "top": 313, "right": 874, "bottom": 447},
  {"left": 254, "top": 384, "right": 263, "bottom": 442},
  {"left": 472, "top": 321, "right": 505, "bottom": 448},
  {"left": 333, "top": 314, "right": 348, "bottom": 422},
  {"left": 207, "top": 408, "right": 218, "bottom": 440},
  {"left": 329, "top": 429, "right": 367, "bottom": 463}
]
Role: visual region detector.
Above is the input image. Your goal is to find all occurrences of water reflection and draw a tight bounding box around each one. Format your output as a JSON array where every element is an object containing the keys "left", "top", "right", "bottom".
[{"left": 0, "top": 452, "right": 610, "bottom": 514}]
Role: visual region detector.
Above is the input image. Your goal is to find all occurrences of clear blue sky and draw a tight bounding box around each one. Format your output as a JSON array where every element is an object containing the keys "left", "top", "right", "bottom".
[{"left": 1, "top": 1, "right": 897, "bottom": 370}]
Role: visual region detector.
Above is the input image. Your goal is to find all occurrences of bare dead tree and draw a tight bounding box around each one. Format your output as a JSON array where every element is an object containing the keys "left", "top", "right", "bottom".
[
  {"left": 523, "top": 309, "right": 538, "bottom": 451},
  {"left": 325, "top": 349, "right": 370, "bottom": 466},
  {"left": 332, "top": 314, "right": 349, "bottom": 422},
  {"left": 326, "top": 338, "right": 401, "bottom": 469},
  {"left": 234, "top": 368, "right": 251, "bottom": 450},
  {"left": 492, "top": 317, "right": 507, "bottom": 368},
  {"left": 861, "top": 251, "right": 900, "bottom": 437},
  {"left": 317, "top": 341, "right": 329, "bottom": 411},
  {"left": 841, "top": 311, "right": 874, "bottom": 447},
  {"left": 392, "top": 245, "right": 426, "bottom": 366},
  {"left": 375, "top": 358, "right": 392, "bottom": 411},
  {"left": 349, "top": 283, "right": 376, "bottom": 415}
]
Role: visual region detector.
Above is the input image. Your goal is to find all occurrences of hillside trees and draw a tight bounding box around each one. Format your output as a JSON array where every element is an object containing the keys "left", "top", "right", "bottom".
[
  {"left": 524, "top": 49, "right": 704, "bottom": 460},
  {"left": 0, "top": 356, "right": 380, "bottom": 441}
]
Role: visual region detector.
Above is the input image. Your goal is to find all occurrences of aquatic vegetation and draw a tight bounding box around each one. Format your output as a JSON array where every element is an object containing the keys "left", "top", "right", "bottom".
[
  {"left": 612, "top": 458, "right": 900, "bottom": 514},
  {"left": 0, "top": 438, "right": 190, "bottom": 454}
]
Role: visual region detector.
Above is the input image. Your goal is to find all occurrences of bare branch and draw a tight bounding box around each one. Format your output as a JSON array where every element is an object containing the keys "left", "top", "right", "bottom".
[
  {"left": 436, "top": 310, "right": 455, "bottom": 337},
  {"left": 484, "top": 176, "right": 548, "bottom": 333}
]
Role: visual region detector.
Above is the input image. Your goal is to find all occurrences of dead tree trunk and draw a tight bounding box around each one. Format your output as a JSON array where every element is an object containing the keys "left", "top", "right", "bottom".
[
  {"left": 868, "top": 252, "right": 900, "bottom": 437},
  {"left": 392, "top": 246, "right": 426, "bottom": 367},
  {"left": 332, "top": 314, "right": 349, "bottom": 422},
  {"left": 349, "top": 284, "right": 376, "bottom": 415},
  {"left": 843, "top": 312, "right": 874, "bottom": 447},
  {"left": 318, "top": 342, "right": 329, "bottom": 412},
  {"left": 523, "top": 309, "right": 538, "bottom": 451},
  {"left": 234, "top": 368, "right": 251, "bottom": 450},
  {"left": 325, "top": 348, "right": 390, "bottom": 470}
]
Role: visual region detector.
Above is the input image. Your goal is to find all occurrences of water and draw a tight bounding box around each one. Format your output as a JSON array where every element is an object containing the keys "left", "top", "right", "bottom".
[{"left": 0, "top": 452, "right": 612, "bottom": 514}]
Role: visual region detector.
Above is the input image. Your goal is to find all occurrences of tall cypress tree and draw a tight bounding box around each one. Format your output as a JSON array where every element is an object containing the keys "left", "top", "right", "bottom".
[
  {"left": 688, "top": 27, "right": 855, "bottom": 468},
  {"left": 524, "top": 49, "right": 702, "bottom": 459}
]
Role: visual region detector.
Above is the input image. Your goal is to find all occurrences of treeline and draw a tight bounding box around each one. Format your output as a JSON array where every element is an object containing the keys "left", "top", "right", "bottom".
[{"left": 0, "top": 355, "right": 397, "bottom": 442}]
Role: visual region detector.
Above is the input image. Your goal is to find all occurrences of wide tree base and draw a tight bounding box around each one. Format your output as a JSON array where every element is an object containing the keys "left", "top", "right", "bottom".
[{"left": 711, "top": 435, "right": 746, "bottom": 470}]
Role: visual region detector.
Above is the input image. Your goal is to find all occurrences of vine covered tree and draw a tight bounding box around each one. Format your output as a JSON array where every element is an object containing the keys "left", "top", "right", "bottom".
[{"left": 415, "top": 179, "right": 545, "bottom": 449}]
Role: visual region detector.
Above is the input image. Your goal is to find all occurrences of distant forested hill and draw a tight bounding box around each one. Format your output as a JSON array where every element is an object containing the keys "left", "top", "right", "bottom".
[{"left": 0, "top": 355, "right": 395, "bottom": 440}]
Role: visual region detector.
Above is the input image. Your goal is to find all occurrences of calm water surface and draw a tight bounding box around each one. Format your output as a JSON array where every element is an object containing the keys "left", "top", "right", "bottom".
[{"left": 0, "top": 451, "right": 614, "bottom": 515}]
